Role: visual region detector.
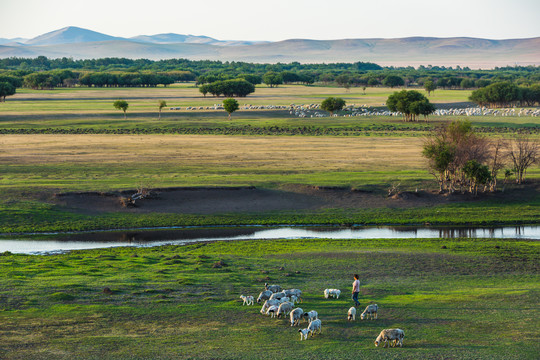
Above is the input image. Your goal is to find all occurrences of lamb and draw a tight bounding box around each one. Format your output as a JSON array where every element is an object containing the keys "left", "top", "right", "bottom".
[
  {"left": 324, "top": 288, "right": 341, "bottom": 299},
  {"left": 298, "top": 328, "right": 309, "bottom": 341},
  {"left": 361, "top": 304, "right": 378, "bottom": 320},
  {"left": 307, "top": 319, "right": 322, "bottom": 337},
  {"left": 348, "top": 306, "right": 356, "bottom": 321},
  {"left": 269, "top": 291, "right": 286, "bottom": 301},
  {"left": 276, "top": 301, "right": 293, "bottom": 318},
  {"left": 264, "top": 283, "right": 282, "bottom": 293},
  {"left": 240, "top": 295, "right": 254, "bottom": 306},
  {"left": 266, "top": 305, "right": 279, "bottom": 318},
  {"left": 374, "top": 329, "right": 404, "bottom": 348},
  {"left": 303, "top": 310, "right": 318, "bottom": 323},
  {"left": 257, "top": 290, "right": 273, "bottom": 303},
  {"left": 289, "top": 307, "right": 304, "bottom": 326},
  {"left": 260, "top": 299, "right": 281, "bottom": 314}
]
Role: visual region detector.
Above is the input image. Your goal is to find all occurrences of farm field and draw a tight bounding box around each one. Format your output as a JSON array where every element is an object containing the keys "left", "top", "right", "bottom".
[{"left": 0, "top": 237, "right": 538, "bottom": 359}]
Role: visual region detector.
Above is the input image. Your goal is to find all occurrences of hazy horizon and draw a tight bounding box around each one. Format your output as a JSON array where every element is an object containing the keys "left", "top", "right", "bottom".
[{"left": 1, "top": 0, "right": 539, "bottom": 41}]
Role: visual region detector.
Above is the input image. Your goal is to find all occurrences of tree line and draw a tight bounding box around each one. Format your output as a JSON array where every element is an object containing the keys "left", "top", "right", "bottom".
[
  {"left": 469, "top": 82, "right": 540, "bottom": 107},
  {"left": 1, "top": 56, "right": 539, "bottom": 90}
]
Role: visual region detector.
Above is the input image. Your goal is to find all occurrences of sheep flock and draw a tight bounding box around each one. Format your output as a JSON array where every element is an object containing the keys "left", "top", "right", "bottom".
[{"left": 240, "top": 282, "right": 405, "bottom": 347}]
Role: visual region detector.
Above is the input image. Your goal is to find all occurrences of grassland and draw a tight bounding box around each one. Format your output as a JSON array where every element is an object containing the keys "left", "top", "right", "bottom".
[
  {"left": 0, "top": 84, "right": 538, "bottom": 233},
  {"left": 0, "top": 237, "right": 538, "bottom": 359}
]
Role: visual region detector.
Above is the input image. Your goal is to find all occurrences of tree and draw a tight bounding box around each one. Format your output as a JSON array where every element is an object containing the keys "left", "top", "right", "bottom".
[
  {"left": 223, "top": 98, "right": 239, "bottom": 120},
  {"left": 262, "top": 72, "right": 283, "bottom": 88},
  {"left": 463, "top": 160, "right": 491, "bottom": 196},
  {"left": 506, "top": 137, "right": 538, "bottom": 184},
  {"left": 158, "top": 100, "right": 167, "bottom": 120},
  {"left": 382, "top": 75, "right": 404, "bottom": 88},
  {"left": 0, "top": 82, "right": 16, "bottom": 102},
  {"left": 113, "top": 100, "right": 129, "bottom": 120},
  {"left": 321, "top": 97, "right": 346, "bottom": 116},
  {"left": 424, "top": 80, "right": 436, "bottom": 96},
  {"left": 387, "top": 90, "right": 434, "bottom": 121},
  {"left": 335, "top": 74, "right": 351, "bottom": 91}
]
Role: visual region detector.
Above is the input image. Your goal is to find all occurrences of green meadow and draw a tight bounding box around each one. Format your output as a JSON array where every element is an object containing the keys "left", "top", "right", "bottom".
[{"left": 1, "top": 237, "right": 538, "bottom": 359}]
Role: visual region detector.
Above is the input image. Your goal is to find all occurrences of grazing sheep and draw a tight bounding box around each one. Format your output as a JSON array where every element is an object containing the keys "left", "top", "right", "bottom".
[
  {"left": 303, "top": 310, "right": 318, "bottom": 323},
  {"left": 269, "top": 291, "right": 286, "bottom": 301},
  {"left": 276, "top": 301, "right": 293, "bottom": 318},
  {"left": 374, "top": 329, "right": 404, "bottom": 348},
  {"left": 289, "top": 307, "right": 304, "bottom": 326},
  {"left": 307, "top": 319, "right": 322, "bottom": 337},
  {"left": 298, "top": 328, "right": 310, "bottom": 341},
  {"left": 260, "top": 299, "right": 281, "bottom": 314},
  {"left": 264, "top": 283, "right": 282, "bottom": 293},
  {"left": 290, "top": 295, "right": 299, "bottom": 304},
  {"left": 240, "top": 295, "right": 254, "bottom": 306},
  {"left": 266, "top": 305, "right": 279, "bottom": 318},
  {"left": 279, "top": 296, "right": 290, "bottom": 304},
  {"left": 284, "top": 289, "right": 302, "bottom": 302},
  {"left": 348, "top": 307, "right": 356, "bottom": 321},
  {"left": 361, "top": 304, "right": 378, "bottom": 320},
  {"left": 257, "top": 290, "right": 273, "bottom": 303},
  {"left": 324, "top": 289, "right": 341, "bottom": 299}
]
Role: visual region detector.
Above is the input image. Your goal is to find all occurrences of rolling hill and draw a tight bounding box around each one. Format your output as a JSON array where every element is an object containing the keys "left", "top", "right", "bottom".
[{"left": 1, "top": 27, "right": 538, "bottom": 68}]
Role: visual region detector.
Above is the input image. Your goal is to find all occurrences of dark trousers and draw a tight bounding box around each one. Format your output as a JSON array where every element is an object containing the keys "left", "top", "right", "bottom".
[{"left": 352, "top": 292, "right": 360, "bottom": 306}]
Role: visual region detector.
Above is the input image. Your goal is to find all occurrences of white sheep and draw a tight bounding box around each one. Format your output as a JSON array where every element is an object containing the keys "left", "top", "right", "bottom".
[
  {"left": 298, "top": 328, "right": 309, "bottom": 341},
  {"left": 324, "top": 289, "right": 341, "bottom": 299},
  {"left": 307, "top": 319, "right": 322, "bottom": 337},
  {"left": 276, "top": 301, "right": 293, "bottom": 318},
  {"left": 284, "top": 289, "right": 302, "bottom": 302},
  {"left": 240, "top": 295, "right": 254, "bottom": 306},
  {"left": 266, "top": 305, "right": 279, "bottom": 318},
  {"left": 290, "top": 295, "right": 299, "bottom": 304},
  {"left": 361, "top": 304, "right": 378, "bottom": 320},
  {"left": 264, "top": 283, "right": 282, "bottom": 293},
  {"left": 260, "top": 299, "right": 281, "bottom": 314},
  {"left": 257, "top": 290, "right": 273, "bottom": 303},
  {"left": 348, "top": 307, "right": 356, "bottom": 321},
  {"left": 289, "top": 307, "right": 304, "bottom": 326},
  {"left": 303, "top": 310, "right": 318, "bottom": 323},
  {"left": 375, "top": 328, "right": 404, "bottom": 348},
  {"left": 269, "top": 291, "right": 286, "bottom": 301}
]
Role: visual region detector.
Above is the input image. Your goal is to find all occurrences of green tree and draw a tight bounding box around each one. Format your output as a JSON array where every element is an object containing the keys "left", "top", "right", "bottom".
[
  {"left": 0, "top": 82, "right": 16, "bottom": 102},
  {"left": 424, "top": 80, "right": 436, "bottom": 96},
  {"left": 382, "top": 75, "right": 404, "bottom": 88},
  {"left": 262, "top": 72, "right": 283, "bottom": 88},
  {"left": 463, "top": 160, "right": 491, "bottom": 196},
  {"left": 223, "top": 98, "right": 239, "bottom": 120},
  {"left": 387, "top": 90, "right": 433, "bottom": 121},
  {"left": 321, "top": 97, "right": 346, "bottom": 116},
  {"left": 113, "top": 100, "right": 129, "bottom": 120},
  {"left": 158, "top": 100, "right": 167, "bottom": 119},
  {"left": 335, "top": 74, "right": 351, "bottom": 91}
]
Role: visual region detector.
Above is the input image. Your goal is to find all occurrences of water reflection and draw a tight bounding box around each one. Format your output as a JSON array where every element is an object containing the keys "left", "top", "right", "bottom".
[{"left": 1, "top": 225, "right": 538, "bottom": 254}]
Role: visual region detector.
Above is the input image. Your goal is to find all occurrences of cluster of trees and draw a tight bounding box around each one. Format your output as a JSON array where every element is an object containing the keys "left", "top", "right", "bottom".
[
  {"left": 469, "top": 82, "right": 540, "bottom": 107},
  {"left": 386, "top": 90, "right": 435, "bottom": 121},
  {"left": 423, "top": 120, "right": 538, "bottom": 194},
  {"left": 2, "top": 57, "right": 538, "bottom": 91},
  {"left": 199, "top": 79, "right": 255, "bottom": 97},
  {"left": 78, "top": 72, "right": 178, "bottom": 87}
]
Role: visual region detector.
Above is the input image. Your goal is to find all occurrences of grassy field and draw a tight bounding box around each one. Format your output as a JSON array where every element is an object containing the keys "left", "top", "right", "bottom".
[
  {"left": 0, "top": 85, "right": 538, "bottom": 233},
  {"left": 0, "top": 237, "right": 538, "bottom": 359}
]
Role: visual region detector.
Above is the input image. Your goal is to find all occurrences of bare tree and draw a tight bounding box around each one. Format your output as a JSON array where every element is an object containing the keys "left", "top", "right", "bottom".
[{"left": 507, "top": 137, "right": 538, "bottom": 184}]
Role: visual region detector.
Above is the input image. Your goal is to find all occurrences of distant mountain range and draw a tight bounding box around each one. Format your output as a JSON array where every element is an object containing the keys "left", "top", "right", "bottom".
[{"left": 1, "top": 26, "right": 539, "bottom": 68}]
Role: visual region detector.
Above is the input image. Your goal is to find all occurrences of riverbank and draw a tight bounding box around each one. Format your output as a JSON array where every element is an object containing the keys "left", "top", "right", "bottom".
[{"left": 1, "top": 237, "right": 538, "bottom": 359}]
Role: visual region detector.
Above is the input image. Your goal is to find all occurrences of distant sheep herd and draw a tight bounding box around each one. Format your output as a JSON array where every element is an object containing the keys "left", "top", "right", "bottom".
[
  {"left": 169, "top": 103, "right": 540, "bottom": 118},
  {"left": 238, "top": 282, "right": 404, "bottom": 347}
]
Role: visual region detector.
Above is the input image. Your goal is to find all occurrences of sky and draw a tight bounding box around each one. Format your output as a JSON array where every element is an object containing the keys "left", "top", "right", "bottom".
[{"left": 1, "top": 0, "right": 539, "bottom": 41}]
